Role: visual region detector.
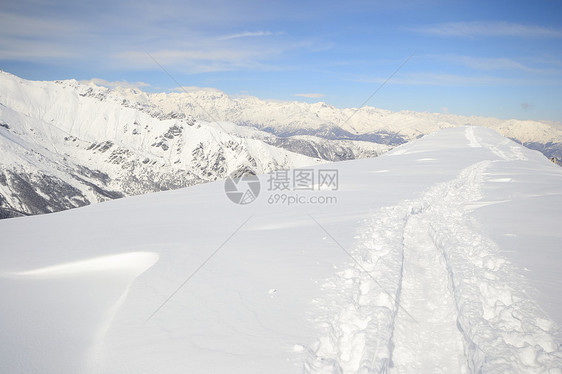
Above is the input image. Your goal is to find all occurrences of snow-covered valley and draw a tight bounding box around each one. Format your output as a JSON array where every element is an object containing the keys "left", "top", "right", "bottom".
[{"left": 1, "top": 126, "right": 561, "bottom": 373}]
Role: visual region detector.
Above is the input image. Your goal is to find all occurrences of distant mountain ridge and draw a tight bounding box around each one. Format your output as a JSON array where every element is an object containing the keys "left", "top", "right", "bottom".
[
  {"left": 0, "top": 71, "right": 560, "bottom": 218},
  {"left": 119, "top": 86, "right": 562, "bottom": 159},
  {"left": 0, "top": 72, "right": 334, "bottom": 218}
]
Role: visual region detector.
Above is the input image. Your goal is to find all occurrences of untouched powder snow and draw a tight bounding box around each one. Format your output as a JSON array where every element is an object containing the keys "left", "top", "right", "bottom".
[{"left": 1, "top": 126, "right": 561, "bottom": 373}]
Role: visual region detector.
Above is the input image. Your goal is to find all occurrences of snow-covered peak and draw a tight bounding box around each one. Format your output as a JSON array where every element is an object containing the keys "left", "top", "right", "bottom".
[
  {"left": 110, "top": 81, "right": 561, "bottom": 146},
  {"left": 0, "top": 71, "right": 326, "bottom": 218}
]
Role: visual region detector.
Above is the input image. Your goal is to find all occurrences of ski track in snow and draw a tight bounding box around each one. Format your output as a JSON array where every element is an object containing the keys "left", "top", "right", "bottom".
[
  {"left": 305, "top": 130, "right": 562, "bottom": 373},
  {"left": 391, "top": 213, "right": 467, "bottom": 374}
]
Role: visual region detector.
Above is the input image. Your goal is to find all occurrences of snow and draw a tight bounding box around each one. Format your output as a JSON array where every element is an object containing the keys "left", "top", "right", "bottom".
[
  {"left": 119, "top": 85, "right": 562, "bottom": 146},
  {"left": 0, "top": 71, "right": 325, "bottom": 216},
  {"left": 2, "top": 70, "right": 561, "bottom": 219},
  {"left": 1, "top": 126, "right": 561, "bottom": 373},
  {"left": 9, "top": 252, "right": 159, "bottom": 277}
]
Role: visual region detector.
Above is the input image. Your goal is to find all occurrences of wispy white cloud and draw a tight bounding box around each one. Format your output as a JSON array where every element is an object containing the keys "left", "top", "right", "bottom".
[
  {"left": 0, "top": 12, "right": 80, "bottom": 60},
  {"left": 293, "top": 93, "right": 325, "bottom": 98},
  {"left": 0, "top": 12, "right": 77, "bottom": 37},
  {"left": 359, "top": 72, "right": 562, "bottom": 87},
  {"left": 79, "top": 78, "right": 151, "bottom": 89},
  {"left": 113, "top": 47, "right": 283, "bottom": 73},
  {"left": 424, "top": 54, "right": 550, "bottom": 73},
  {"left": 0, "top": 37, "right": 77, "bottom": 60},
  {"left": 112, "top": 36, "right": 325, "bottom": 73},
  {"left": 394, "top": 73, "right": 508, "bottom": 86},
  {"left": 412, "top": 21, "right": 562, "bottom": 38},
  {"left": 218, "top": 31, "right": 282, "bottom": 40},
  {"left": 445, "top": 55, "right": 535, "bottom": 71},
  {"left": 0, "top": 3, "right": 312, "bottom": 72}
]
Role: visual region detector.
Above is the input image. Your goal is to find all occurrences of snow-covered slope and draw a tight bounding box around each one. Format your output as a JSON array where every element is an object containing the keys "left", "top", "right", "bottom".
[
  {"left": 205, "top": 121, "right": 390, "bottom": 161},
  {"left": 126, "top": 88, "right": 562, "bottom": 159},
  {"left": 0, "top": 71, "right": 327, "bottom": 218},
  {"left": 1, "top": 126, "right": 560, "bottom": 373}
]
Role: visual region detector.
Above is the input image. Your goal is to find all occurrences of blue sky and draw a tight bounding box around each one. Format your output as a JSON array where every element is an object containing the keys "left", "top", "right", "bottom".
[{"left": 1, "top": 0, "right": 561, "bottom": 121}]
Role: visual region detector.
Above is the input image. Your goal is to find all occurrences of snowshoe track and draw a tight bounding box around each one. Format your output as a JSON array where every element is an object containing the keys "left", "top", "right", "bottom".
[
  {"left": 305, "top": 157, "right": 562, "bottom": 373},
  {"left": 391, "top": 213, "right": 466, "bottom": 374}
]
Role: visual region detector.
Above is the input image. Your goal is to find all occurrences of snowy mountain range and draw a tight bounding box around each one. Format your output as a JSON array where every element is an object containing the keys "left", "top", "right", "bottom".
[
  {"left": 124, "top": 85, "right": 562, "bottom": 156},
  {"left": 1, "top": 126, "right": 560, "bottom": 373},
  {"left": 0, "top": 72, "right": 334, "bottom": 218},
  {"left": 1, "top": 71, "right": 560, "bottom": 219}
]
